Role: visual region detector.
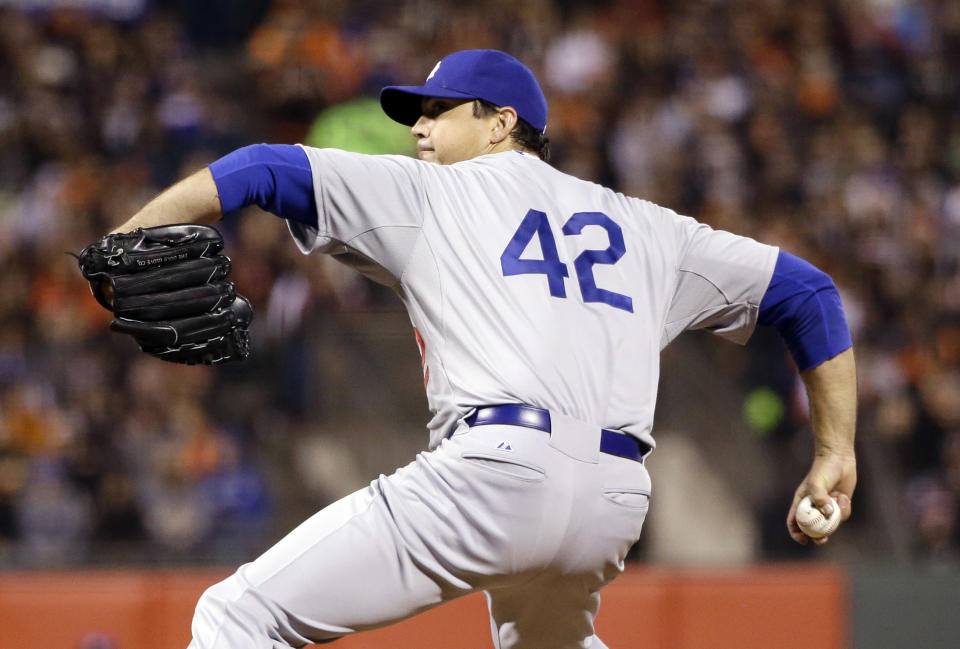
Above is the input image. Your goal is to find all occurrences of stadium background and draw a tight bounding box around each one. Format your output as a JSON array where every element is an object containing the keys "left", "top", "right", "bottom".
[{"left": 0, "top": 0, "right": 958, "bottom": 646}]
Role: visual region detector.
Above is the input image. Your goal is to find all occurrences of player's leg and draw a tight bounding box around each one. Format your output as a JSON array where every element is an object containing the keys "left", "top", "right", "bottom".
[
  {"left": 187, "top": 424, "right": 566, "bottom": 648},
  {"left": 187, "top": 474, "right": 453, "bottom": 648},
  {"left": 485, "top": 452, "right": 650, "bottom": 649},
  {"left": 485, "top": 578, "right": 608, "bottom": 649}
]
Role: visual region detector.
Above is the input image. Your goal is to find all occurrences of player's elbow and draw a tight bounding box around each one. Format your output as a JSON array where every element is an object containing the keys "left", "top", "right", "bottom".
[
  {"left": 758, "top": 252, "right": 852, "bottom": 372},
  {"left": 208, "top": 144, "right": 316, "bottom": 225}
]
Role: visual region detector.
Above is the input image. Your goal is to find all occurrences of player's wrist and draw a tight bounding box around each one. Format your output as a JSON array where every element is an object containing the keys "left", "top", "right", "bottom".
[{"left": 812, "top": 444, "right": 856, "bottom": 460}]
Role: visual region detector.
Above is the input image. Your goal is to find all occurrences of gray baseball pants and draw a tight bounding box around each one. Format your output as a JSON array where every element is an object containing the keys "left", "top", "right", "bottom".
[{"left": 187, "top": 412, "right": 651, "bottom": 649}]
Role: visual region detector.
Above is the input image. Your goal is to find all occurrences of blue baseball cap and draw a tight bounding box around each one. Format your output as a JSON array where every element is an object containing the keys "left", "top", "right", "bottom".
[{"left": 380, "top": 49, "right": 548, "bottom": 132}]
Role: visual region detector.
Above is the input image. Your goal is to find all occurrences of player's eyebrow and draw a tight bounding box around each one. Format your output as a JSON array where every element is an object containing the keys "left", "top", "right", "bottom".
[{"left": 421, "top": 98, "right": 462, "bottom": 118}]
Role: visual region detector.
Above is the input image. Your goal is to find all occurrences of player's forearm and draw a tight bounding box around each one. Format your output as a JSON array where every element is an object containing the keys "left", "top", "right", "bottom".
[
  {"left": 110, "top": 168, "right": 223, "bottom": 234},
  {"left": 800, "top": 348, "right": 857, "bottom": 457}
]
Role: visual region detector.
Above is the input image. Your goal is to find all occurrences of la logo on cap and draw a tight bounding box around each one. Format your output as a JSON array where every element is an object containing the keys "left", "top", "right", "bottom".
[{"left": 426, "top": 60, "right": 441, "bottom": 81}]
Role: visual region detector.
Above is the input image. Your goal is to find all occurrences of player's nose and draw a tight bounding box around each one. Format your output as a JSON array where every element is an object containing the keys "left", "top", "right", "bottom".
[{"left": 411, "top": 115, "right": 429, "bottom": 138}]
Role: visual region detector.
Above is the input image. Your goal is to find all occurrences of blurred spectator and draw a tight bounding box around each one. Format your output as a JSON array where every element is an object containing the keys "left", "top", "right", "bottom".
[
  {"left": 17, "top": 458, "right": 92, "bottom": 566},
  {"left": 77, "top": 631, "right": 119, "bottom": 649},
  {"left": 905, "top": 474, "right": 959, "bottom": 563}
]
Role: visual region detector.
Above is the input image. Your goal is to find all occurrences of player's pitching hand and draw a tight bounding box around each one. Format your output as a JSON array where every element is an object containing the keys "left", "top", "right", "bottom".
[{"left": 787, "top": 451, "right": 857, "bottom": 545}]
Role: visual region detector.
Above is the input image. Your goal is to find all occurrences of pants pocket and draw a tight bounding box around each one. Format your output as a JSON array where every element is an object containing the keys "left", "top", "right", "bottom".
[
  {"left": 602, "top": 488, "right": 650, "bottom": 510},
  {"left": 460, "top": 452, "right": 546, "bottom": 482}
]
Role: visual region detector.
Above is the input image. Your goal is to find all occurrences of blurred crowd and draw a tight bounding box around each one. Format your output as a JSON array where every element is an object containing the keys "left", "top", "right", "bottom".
[{"left": 1, "top": 0, "right": 959, "bottom": 566}]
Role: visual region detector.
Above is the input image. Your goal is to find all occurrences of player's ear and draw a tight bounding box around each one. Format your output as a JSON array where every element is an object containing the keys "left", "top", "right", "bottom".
[{"left": 490, "top": 107, "right": 519, "bottom": 145}]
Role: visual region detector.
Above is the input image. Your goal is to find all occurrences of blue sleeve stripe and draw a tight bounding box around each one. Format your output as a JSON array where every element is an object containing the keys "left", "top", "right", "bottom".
[
  {"left": 758, "top": 251, "right": 853, "bottom": 371},
  {"left": 208, "top": 144, "right": 317, "bottom": 227}
]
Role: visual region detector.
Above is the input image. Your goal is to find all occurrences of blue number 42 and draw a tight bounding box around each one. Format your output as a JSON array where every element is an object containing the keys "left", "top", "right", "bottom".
[{"left": 500, "top": 209, "right": 634, "bottom": 313}]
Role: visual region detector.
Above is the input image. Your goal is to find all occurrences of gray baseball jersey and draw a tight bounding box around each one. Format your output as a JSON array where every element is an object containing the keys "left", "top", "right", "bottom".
[
  {"left": 287, "top": 147, "right": 778, "bottom": 449},
  {"left": 189, "top": 147, "right": 777, "bottom": 649}
]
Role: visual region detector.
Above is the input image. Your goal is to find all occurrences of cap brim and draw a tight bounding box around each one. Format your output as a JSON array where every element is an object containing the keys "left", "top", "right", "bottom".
[{"left": 379, "top": 85, "right": 477, "bottom": 126}]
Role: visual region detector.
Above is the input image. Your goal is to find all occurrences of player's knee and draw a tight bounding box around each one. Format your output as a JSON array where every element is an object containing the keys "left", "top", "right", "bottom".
[
  {"left": 190, "top": 576, "right": 265, "bottom": 648},
  {"left": 191, "top": 573, "right": 334, "bottom": 648},
  {"left": 191, "top": 579, "right": 233, "bottom": 646}
]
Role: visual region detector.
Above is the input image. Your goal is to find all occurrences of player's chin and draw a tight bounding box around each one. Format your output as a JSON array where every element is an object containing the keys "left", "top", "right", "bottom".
[{"left": 417, "top": 149, "right": 436, "bottom": 162}]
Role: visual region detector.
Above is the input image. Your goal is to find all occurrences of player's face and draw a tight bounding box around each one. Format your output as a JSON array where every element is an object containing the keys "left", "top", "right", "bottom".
[{"left": 411, "top": 97, "right": 497, "bottom": 164}]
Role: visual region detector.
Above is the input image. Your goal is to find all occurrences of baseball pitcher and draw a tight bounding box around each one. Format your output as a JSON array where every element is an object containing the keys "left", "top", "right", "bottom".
[{"left": 78, "top": 50, "right": 857, "bottom": 649}]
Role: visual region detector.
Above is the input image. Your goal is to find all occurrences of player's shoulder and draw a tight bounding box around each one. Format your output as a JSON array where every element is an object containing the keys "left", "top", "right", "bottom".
[
  {"left": 470, "top": 152, "right": 681, "bottom": 215},
  {"left": 451, "top": 151, "right": 583, "bottom": 188},
  {"left": 300, "top": 145, "right": 420, "bottom": 167}
]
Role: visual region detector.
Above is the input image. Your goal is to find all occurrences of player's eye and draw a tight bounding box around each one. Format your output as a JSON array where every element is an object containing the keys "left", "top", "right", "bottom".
[{"left": 422, "top": 100, "right": 454, "bottom": 119}]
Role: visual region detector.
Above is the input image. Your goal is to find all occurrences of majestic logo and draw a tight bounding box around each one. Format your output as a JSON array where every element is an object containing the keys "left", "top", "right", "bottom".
[
  {"left": 496, "top": 441, "right": 512, "bottom": 451},
  {"left": 426, "top": 61, "right": 441, "bottom": 82}
]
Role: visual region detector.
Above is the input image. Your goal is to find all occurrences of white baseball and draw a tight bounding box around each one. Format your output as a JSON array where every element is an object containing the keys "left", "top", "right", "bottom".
[{"left": 795, "top": 495, "right": 841, "bottom": 539}]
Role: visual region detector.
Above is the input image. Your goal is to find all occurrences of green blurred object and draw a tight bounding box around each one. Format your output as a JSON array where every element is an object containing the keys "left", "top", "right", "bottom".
[
  {"left": 304, "top": 98, "right": 415, "bottom": 156},
  {"left": 742, "top": 386, "right": 785, "bottom": 436}
]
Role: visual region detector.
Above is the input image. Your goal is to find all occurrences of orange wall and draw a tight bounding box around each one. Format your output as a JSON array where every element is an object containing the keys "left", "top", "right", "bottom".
[{"left": 0, "top": 564, "right": 846, "bottom": 649}]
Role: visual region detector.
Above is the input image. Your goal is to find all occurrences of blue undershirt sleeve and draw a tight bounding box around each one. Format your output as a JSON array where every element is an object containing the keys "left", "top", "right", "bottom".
[
  {"left": 208, "top": 144, "right": 317, "bottom": 227},
  {"left": 757, "top": 251, "right": 853, "bottom": 372}
]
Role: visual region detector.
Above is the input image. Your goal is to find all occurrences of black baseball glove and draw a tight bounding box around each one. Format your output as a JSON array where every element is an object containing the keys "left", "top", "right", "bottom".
[{"left": 77, "top": 224, "right": 253, "bottom": 365}]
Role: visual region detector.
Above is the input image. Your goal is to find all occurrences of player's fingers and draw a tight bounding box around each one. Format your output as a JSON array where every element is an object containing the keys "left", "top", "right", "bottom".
[
  {"left": 812, "top": 535, "right": 829, "bottom": 546},
  {"left": 831, "top": 491, "right": 853, "bottom": 522},
  {"left": 786, "top": 505, "right": 809, "bottom": 545},
  {"left": 809, "top": 486, "right": 835, "bottom": 517}
]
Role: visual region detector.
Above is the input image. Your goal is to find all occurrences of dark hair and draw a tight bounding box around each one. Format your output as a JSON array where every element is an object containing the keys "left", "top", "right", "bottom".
[{"left": 473, "top": 99, "right": 551, "bottom": 162}]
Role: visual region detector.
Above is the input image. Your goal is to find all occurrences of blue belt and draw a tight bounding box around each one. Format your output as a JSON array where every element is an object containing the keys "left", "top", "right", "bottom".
[{"left": 462, "top": 404, "right": 650, "bottom": 463}]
